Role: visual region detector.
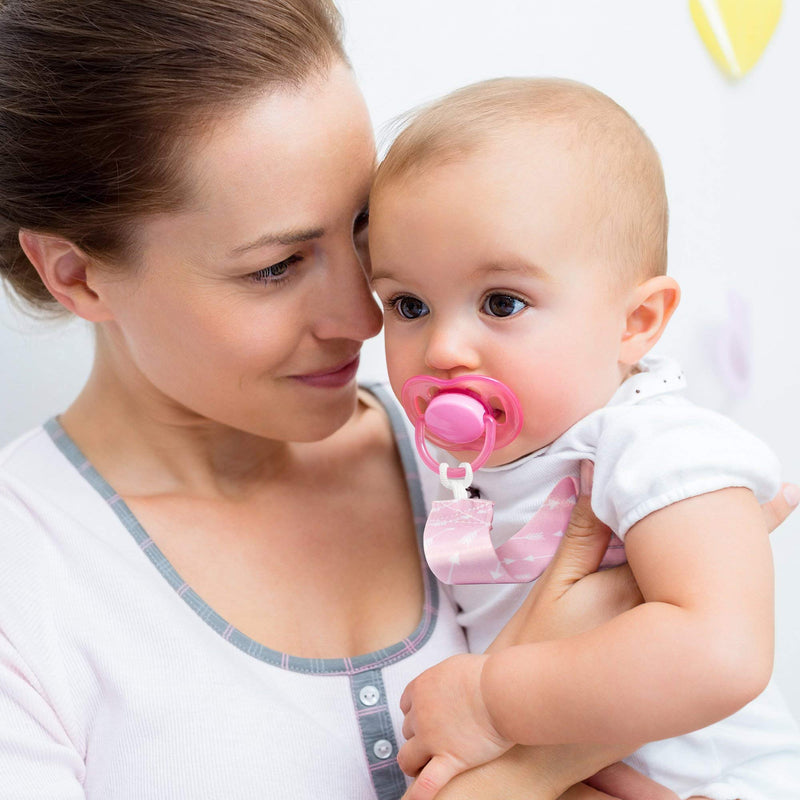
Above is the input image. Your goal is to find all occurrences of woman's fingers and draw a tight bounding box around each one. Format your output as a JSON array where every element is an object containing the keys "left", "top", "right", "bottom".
[
  {"left": 539, "top": 463, "right": 612, "bottom": 591},
  {"left": 557, "top": 783, "right": 623, "bottom": 799},
  {"left": 488, "top": 463, "right": 637, "bottom": 649},
  {"left": 586, "top": 761, "right": 680, "bottom": 799},
  {"left": 762, "top": 483, "right": 799, "bottom": 533}
]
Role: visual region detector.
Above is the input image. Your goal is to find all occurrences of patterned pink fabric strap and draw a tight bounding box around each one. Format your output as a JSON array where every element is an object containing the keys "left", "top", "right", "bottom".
[{"left": 423, "top": 477, "right": 625, "bottom": 585}]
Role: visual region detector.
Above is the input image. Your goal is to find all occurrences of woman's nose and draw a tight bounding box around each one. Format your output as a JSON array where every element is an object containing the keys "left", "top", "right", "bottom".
[{"left": 314, "top": 244, "right": 383, "bottom": 343}]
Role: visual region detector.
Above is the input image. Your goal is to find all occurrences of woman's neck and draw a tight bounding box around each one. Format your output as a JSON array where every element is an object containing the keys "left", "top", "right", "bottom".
[{"left": 60, "top": 340, "right": 295, "bottom": 499}]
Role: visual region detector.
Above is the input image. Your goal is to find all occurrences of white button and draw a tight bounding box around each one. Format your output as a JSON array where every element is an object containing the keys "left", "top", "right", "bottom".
[
  {"left": 359, "top": 685, "right": 380, "bottom": 706},
  {"left": 373, "top": 739, "right": 393, "bottom": 759}
]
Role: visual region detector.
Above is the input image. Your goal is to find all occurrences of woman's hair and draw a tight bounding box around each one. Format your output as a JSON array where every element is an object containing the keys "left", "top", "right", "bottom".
[{"left": 0, "top": 0, "right": 346, "bottom": 312}]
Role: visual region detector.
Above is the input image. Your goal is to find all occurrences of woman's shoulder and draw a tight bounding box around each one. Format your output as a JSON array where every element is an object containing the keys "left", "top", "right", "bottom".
[
  {"left": 0, "top": 421, "right": 102, "bottom": 536},
  {"left": 0, "top": 424, "right": 49, "bottom": 464},
  {"left": 318, "top": 383, "right": 404, "bottom": 459},
  {"left": 357, "top": 383, "right": 441, "bottom": 509},
  {"left": 357, "top": 383, "right": 406, "bottom": 445},
  {"left": 0, "top": 424, "right": 56, "bottom": 500},
  {"left": 0, "top": 426, "right": 73, "bottom": 612}
]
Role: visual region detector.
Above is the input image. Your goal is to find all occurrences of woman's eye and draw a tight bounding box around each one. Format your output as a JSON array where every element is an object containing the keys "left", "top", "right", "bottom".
[
  {"left": 482, "top": 293, "right": 527, "bottom": 318},
  {"left": 353, "top": 206, "right": 369, "bottom": 235},
  {"left": 353, "top": 207, "right": 371, "bottom": 273},
  {"left": 390, "top": 295, "right": 430, "bottom": 320},
  {"left": 249, "top": 256, "right": 300, "bottom": 285}
]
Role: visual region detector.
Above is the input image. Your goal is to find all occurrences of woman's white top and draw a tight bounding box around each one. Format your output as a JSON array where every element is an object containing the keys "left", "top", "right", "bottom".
[{"left": 0, "top": 385, "right": 467, "bottom": 800}]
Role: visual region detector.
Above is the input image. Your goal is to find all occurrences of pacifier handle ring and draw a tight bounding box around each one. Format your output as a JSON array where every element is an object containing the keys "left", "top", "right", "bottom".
[{"left": 414, "top": 413, "right": 497, "bottom": 479}]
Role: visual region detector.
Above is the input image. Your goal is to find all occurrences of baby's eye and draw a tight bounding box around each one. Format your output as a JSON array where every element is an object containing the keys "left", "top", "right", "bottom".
[
  {"left": 389, "top": 295, "right": 430, "bottom": 320},
  {"left": 482, "top": 293, "right": 527, "bottom": 318}
]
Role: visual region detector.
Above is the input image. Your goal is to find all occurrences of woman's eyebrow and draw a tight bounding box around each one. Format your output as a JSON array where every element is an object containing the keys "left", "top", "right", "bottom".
[{"left": 229, "top": 226, "right": 325, "bottom": 256}]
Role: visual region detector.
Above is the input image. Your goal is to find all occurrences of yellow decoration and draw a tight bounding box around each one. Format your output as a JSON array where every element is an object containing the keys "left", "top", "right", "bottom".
[{"left": 689, "top": 0, "right": 782, "bottom": 78}]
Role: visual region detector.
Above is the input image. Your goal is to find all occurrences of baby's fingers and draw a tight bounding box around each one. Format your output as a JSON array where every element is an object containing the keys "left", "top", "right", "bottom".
[
  {"left": 400, "top": 682, "right": 413, "bottom": 714},
  {"left": 404, "top": 756, "right": 462, "bottom": 800},
  {"left": 397, "top": 736, "right": 429, "bottom": 778},
  {"left": 401, "top": 710, "right": 414, "bottom": 741}
]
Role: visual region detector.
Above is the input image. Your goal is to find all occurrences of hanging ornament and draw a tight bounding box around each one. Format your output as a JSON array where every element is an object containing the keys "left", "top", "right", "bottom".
[{"left": 689, "top": 0, "right": 782, "bottom": 78}]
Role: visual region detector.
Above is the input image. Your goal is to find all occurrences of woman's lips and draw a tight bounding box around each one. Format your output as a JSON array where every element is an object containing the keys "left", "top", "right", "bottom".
[{"left": 291, "top": 355, "right": 361, "bottom": 388}]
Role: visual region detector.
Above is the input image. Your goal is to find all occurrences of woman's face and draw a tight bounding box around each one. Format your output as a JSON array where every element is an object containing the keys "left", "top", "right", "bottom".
[{"left": 95, "top": 62, "right": 382, "bottom": 442}]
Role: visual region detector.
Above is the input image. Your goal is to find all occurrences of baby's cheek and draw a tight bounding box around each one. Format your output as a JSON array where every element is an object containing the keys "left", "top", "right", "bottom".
[
  {"left": 514, "top": 367, "right": 589, "bottom": 445},
  {"left": 384, "top": 342, "right": 418, "bottom": 399}
]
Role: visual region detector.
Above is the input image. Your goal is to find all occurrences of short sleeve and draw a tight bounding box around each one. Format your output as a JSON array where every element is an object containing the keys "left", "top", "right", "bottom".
[
  {"left": 0, "top": 630, "right": 87, "bottom": 799},
  {"left": 0, "top": 493, "right": 86, "bottom": 799},
  {"left": 590, "top": 397, "right": 781, "bottom": 539}
]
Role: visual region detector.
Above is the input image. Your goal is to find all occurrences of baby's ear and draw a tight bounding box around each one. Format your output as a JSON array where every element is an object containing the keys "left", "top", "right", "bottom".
[
  {"left": 618, "top": 275, "right": 680, "bottom": 365},
  {"left": 18, "top": 230, "right": 113, "bottom": 321}
]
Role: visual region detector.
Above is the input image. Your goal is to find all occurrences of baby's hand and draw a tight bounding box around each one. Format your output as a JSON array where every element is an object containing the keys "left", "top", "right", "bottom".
[{"left": 398, "top": 653, "right": 513, "bottom": 800}]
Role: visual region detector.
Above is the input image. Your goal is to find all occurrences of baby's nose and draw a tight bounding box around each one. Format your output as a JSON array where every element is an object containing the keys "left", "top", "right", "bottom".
[{"left": 424, "top": 320, "right": 481, "bottom": 374}]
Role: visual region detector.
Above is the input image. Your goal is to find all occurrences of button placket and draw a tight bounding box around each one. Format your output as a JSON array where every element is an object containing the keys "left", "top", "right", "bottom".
[
  {"left": 373, "top": 739, "right": 393, "bottom": 759},
  {"left": 350, "top": 668, "right": 406, "bottom": 800},
  {"left": 359, "top": 684, "right": 380, "bottom": 706}
]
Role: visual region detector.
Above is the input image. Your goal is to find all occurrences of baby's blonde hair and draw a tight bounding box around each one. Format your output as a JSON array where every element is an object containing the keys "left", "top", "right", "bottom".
[{"left": 373, "top": 77, "right": 668, "bottom": 285}]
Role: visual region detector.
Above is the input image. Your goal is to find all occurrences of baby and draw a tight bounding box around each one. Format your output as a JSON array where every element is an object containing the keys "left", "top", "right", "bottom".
[{"left": 368, "top": 78, "right": 800, "bottom": 800}]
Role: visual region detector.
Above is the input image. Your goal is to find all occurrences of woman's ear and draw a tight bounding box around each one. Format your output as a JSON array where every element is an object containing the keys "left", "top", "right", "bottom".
[
  {"left": 18, "top": 230, "right": 114, "bottom": 321},
  {"left": 618, "top": 275, "right": 681, "bottom": 366}
]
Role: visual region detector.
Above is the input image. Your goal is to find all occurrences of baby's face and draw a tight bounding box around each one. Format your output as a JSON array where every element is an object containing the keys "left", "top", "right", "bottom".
[{"left": 370, "top": 135, "right": 635, "bottom": 464}]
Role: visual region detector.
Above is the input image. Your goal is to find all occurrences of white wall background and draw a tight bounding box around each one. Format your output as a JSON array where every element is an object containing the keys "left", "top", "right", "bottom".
[{"left": 1, "top": 1, "right": 798, "bottom": 719}]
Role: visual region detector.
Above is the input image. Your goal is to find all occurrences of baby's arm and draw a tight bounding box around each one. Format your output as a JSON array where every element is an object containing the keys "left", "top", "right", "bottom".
[
  {"left": 401, "top": 473, "right": 682, "bottom": 800},
  {"left": 399, "top": 486, "right": 774, "bottom": 794},
  {"left": 481, "top": 486, "right": 773, "bottom": 744}
]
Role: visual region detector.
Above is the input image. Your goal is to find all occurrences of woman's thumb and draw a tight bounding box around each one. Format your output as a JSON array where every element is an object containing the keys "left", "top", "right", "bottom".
[{"left": 547, "top": 462, "right": 612, "bottom": 583}]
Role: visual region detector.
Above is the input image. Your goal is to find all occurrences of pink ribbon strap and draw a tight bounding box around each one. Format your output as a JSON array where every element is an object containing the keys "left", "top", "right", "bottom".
[{"left": 423, "top": 477, "right": 625, "bottom": 585}]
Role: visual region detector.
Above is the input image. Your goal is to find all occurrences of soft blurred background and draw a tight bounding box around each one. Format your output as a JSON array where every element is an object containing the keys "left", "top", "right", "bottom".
[{"left": 1, "top": 1, "right": 797, "bottom": 718}]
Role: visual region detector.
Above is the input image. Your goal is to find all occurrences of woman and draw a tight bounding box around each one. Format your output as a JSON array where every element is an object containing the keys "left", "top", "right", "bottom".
[{"left": 0, "top": 2, "right": 793, "bottom": 798}]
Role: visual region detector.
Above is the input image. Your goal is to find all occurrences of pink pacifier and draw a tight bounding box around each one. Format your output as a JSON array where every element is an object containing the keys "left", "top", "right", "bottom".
[
  {"left": 401, "top": 375, "right": 622, "bottom": 586},
  {"left": 401, "top": 375, "right": 523, "bottom": 480}
]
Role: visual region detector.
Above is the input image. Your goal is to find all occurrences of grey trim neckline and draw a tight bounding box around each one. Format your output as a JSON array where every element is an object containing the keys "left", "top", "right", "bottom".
[{"left": 44, "top": 383, "right": 438, "bottom": 675}]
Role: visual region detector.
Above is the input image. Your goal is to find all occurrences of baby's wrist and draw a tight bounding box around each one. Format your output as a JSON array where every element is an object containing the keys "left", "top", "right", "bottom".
[{"left": 478, "top": 652, "right": 515, "bottom": 744}]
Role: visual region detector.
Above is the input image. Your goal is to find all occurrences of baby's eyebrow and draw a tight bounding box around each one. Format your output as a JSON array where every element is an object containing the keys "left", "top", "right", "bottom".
[
  {"left": 473, "top": 261, "right": 551, "bottom": 281},
  {"left": 370, "top": 261, "right": 551, "bottom": 284}
]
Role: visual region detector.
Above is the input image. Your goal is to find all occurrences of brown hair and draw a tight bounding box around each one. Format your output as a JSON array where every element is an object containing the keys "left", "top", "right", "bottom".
[
  {"left": 0, "top": 0, "right": 346, "bottom": 313},
  {"left": 374, "top": 77, "right": 668, "bottom": 284}
]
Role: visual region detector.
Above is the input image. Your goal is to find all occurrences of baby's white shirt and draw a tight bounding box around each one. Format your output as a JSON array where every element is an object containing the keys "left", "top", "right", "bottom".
[
  {"left": 443, "top": 354, "right": 800, "bottom": 799},
  {"left": 452, "top": 354, "right": 780, "bottom": 652}
]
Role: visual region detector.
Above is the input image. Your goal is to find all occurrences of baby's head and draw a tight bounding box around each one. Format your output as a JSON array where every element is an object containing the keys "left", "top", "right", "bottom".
[{"left": 369, "top": 78, "right": 680, "bottom": 464}]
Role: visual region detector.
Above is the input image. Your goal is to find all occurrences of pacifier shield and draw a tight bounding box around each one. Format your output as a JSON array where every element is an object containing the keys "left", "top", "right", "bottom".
[{"left": 401, "top": 374, "right": 523, "bottom": 452}]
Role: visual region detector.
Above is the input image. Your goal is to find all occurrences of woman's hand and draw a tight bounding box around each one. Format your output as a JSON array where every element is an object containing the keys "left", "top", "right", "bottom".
[
  {"left": 487, "top": 462, "right": 639, "bottom": 651},
  {"left": 402, "top": 742, "right": 680, "bottom": 800},
  {"left": 762, "top": 483, "right": 799, "bottom": 533},
  {"left": 490, "top": 467, "right": 798, "bottom": 651}
]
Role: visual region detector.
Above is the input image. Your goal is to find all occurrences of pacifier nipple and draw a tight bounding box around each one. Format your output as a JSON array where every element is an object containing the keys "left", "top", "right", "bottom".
[{"left": 424, "top": 392, "right": 489, "bottom": 445}]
